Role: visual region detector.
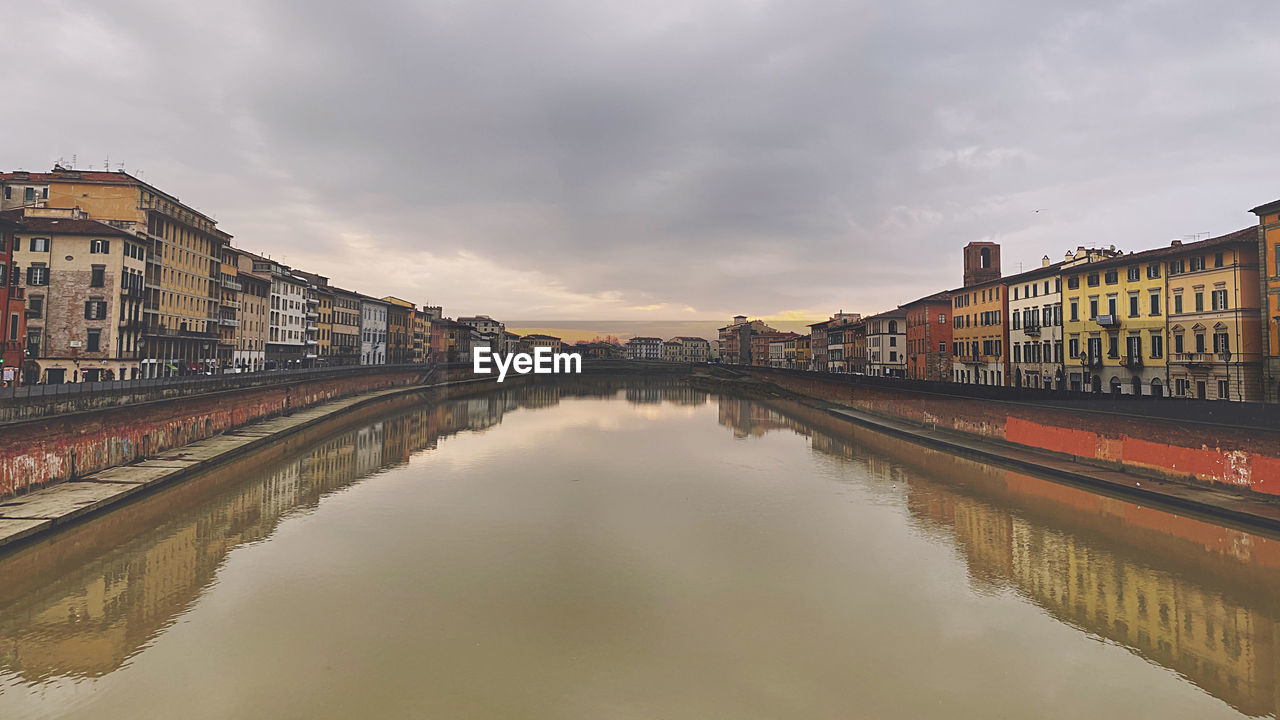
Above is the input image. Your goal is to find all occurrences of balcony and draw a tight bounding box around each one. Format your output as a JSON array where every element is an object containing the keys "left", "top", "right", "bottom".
[
  {"left": 305, "top": 310, "right": 318, "bottom": 319},
  {"left": 121, "top": 286, "right": 145, "bottom": 300},
  {"left": 220, "top": 277, "right": 243, "bottom": 291},
  {"left": 1022, "top": 323, "right": 1040, "bottom": 337},
  {"left": 1079, "top": 354, "right": 1103, "bottom": 369},
  {"left": 305, "top": 338, "right": 319, "bottom": 345},
  {"left": 305, "top": 324, "right": 318, "bottom": 332},
  {"left": 1171, "top": 352, "right": 1216, "bottom": 370},
  {"left": 222, "top": 300, "right": 241, "bottom": 309},
  {"left": 24, "top": 309, "right": 42, "bottom": 319},
  {"left": 1121, "top": 355, "right": 1143, "bottom": 369},
  {"left": 1095, "top": 314, "right": 1121, "bottom": 328},
  {"left": 218, "top": 318, "right": 240, "bottom": 327}
]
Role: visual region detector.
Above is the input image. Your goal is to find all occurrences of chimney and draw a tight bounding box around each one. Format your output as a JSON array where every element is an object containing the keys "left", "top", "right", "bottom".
[
  {"left": 1041, "top": 255, "right": 1050, "bottom": 268},
  {"left": 1171, "top": 240, "right": 1182, "bottom": 247}
]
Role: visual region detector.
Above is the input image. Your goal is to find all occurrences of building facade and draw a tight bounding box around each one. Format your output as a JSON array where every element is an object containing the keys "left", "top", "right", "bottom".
[
  {"left": 1249, "top": 199, "right": 1280, "bottom": 403},
  {"left": 1062, "top": 247, "right": 1167, "bottom": 395},
  {"left": 903, "top": 292, "right": 951, "bottom": 382},
  {"left": 232, "top": 255, "right": 269, "bottom": 372},
  {"left": 360, "top": 297, "right": 389, "bottom": 365},
  {"left": 12, "top": 214, "right": 144, "bottom": 382},
  {"left": 1007, "top": 262, "right": 1065, "bottom": 390},
  {"left": 951, "top": 243, "right": 1008, "bottom": 386},
  {"left": 0, "top": 217, "right": 25, "bottom": 381},
  {"left": 865, "top": 309, "right": 907, "bottom": 377},
  {"left": 626, "top": 336, "right": 663, "bottom": 360},
  {"left": 329, "top": 287, "right": 362, "bottom": 366},
  {"left": 1164, "top": 228, "right": 1263, "bottom": 401}
]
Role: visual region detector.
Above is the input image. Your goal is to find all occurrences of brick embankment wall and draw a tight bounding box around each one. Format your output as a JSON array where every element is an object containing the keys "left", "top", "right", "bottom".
[
  {"left": 741, "top": 369, "right": 1280, "bottom": 494},
  {"left": 0, "top": 369, "right": 428, "bottom": 498}
]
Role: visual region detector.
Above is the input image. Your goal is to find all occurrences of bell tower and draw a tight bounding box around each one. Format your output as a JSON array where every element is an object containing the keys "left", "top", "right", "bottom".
[{"left": 963, "top": 242, "right": 1001, "bottom": 287}]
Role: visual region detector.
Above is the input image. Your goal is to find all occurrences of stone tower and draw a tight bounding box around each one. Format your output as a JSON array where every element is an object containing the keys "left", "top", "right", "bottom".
[{"left": 963, "top": 242, "right": 1001, "bottom": 287}]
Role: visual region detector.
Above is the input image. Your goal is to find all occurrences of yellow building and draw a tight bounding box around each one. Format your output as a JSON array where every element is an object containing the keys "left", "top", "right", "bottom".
[
  {"left": 1164, "top": 228, "right": 1263, "bottom": 401},
  {"left": 1061, "top": 249, "right": 1168, "bottom": 395},
  {"left": 2, "top": 166, "right": 230, "bottom": 376},
  {"left": 1250, "top": 199, "right": 1280, "bottom": 402}
]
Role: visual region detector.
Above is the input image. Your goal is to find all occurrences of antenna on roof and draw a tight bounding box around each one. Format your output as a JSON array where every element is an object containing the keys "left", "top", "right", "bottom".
[
  {"left": 71, "top": 154, "right": 77, "bottom": 168},
  {"left": 105, "top": 152, "right": 109, "bottom": 171}
]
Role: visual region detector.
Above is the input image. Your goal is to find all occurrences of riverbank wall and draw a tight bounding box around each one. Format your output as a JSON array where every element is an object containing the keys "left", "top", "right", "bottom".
[
  {"left": 729, "top": 368, "right": 1280, "bottom": 495},
  {"left": 0, "top": 365, "right": 452, "bottom": 498}
]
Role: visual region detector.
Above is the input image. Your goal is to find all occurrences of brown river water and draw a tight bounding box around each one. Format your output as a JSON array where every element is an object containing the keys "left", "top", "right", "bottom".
[{"left": 0, "top": 378, "right": 1277, "bottom": 719}]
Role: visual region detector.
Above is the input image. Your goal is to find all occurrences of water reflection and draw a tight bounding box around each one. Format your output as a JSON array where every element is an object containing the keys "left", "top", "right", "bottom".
[
  {"left": 0, "top": 378, "right": 706, "bottom": 689},
  {"left": 0, "top": 381, "right": 1276, "bottom": 719},
  {"left": 717, "top": 393, "right": 1280, "bottom": 719}
]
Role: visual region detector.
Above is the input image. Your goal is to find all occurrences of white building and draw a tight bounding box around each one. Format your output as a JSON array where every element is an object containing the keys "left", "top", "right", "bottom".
[
  {"left": 250, "top": 255, "right": 307, "bottom": 369},
  {"left": 865, "top": 310, "right": 907, "bottom": 377},
  {"left": 626, "top": 336, "right": 663, "bottom": 360},
  {"left": 360, "top": 297, "right": 389, "bottom": 365},
  {"left": 1008, "top": 259, "right": 1064, "bottom": 390},
  {"left": 458, "top": 315, "right": 503, "bottom": 336}
]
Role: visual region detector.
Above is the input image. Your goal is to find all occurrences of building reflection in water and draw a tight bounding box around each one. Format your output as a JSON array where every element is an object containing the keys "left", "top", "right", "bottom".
[
  {"left": 0, "top": 378, "right": 707, "bottom": 687},
  {"left": 715, "top": 393, "right": 1280, "bottom": 719}
]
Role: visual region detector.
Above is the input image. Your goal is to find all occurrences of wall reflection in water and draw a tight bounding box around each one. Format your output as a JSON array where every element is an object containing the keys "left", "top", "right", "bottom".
[
  {"left": 716, "top": 393, "right": 1280, "bottom": 719},
  {"left": 0, "top": 378, "right": 704, "bottom": 688}
]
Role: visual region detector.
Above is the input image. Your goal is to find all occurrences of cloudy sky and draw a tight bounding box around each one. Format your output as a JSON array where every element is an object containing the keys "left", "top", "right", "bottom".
[{"left": 7, "top": 1, "right": 1279, "bottom": 323}]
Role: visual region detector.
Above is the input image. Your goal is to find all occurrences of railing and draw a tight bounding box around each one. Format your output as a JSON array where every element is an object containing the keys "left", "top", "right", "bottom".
[
  {"left": 121, "top": 286, "right": 145, "bottom": 300},
  {"left": 1121, "top": 355, "right": 1143, "bottom": 369},
  {"left": 1096, "top": 315, "right": 1120, "bottom": 328},
  {"left": 1170, "top": 352, "right": 1214, "bottom": 364},
  {"left": 0, "top": 362, "right": 434, "bottom": 403},
  {"left": 1022, "top": 324, "right": 1041, "bottom": 336}
]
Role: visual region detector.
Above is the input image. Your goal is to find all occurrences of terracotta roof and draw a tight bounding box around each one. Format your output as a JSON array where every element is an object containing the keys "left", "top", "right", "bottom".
[
  {"left": 865, "top": 307, "right": 906, "bottom": 320},
  {"left": 900, "top": 290, "right": 952, "bottom": 308},
  {"left": 10, "top": 216, "right": 134, "bottom": 237},
  {"left": 522, "top": 333, "right": 561, "bottom": 340},
  {"left": 1249, "top": 199, "right": 1280, "bottom": 215}
]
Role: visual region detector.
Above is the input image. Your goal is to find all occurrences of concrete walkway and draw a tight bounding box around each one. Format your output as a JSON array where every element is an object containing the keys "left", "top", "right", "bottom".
[
  {"left": 0, "top": 382, "right": 453, "bottom": 551},
  {"left": 827, "top": 406, "right": 1280, "bottom": 533}
]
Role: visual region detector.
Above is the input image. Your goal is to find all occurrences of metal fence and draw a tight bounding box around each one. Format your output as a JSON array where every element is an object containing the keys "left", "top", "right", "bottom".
[{"left": 0, "top": 363, "right": 436, "bottom": 404}]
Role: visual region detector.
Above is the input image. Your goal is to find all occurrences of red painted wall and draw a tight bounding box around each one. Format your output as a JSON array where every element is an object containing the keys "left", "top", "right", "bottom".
[
  {"left": 0, "top": 370, "right": 423, "bottom": 498},
  {"left": 751, "top": 370, "right": 1280, "bottom": 493}
]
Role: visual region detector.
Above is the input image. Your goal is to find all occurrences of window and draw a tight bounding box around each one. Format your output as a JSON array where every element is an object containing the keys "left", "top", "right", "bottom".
[
  {"left": 23, "top": 187, "right": 35, "bottom": 202},
  {"left": 1067, "top": 276, "right": 1080, "bottom": 290},
  {"left": 1174, "top": 333, "right": 1184, "bottom": 354},
  {"left": 26, "top": 266, "right": 49, "bottom": 286},
  {"left": 939, "top": 341, "right": 945, "bottom": 353},
  {"left": 1070, "top": 300, "right": 1079, "bottom": 322},
  {"left": 90, "top": 239, "right": 111, "bottom": 254},
  {"left": 1126, "top": 335, "right": 1141, "bottom": 360},
  {"left": 1089, "top": 299, "right": 1098, "bottom": 319},
  {"left": 1211, "top": 289, "right": 1228, "bottom": 311},
  {"left": 0, "top": 265, "right": 6, "bottom": 287},
  {"left": 1150, "top": 334, "right": 1163, "bottom": 359},
  {"left": 91, "top": 266, "right": 106, "bottom": 288},
  {"left": 1169, "top": 259, "right": 1184, "bottom": 275},
  {"left": 27, "top": 295, "right": 43, "bottom": 316},
  {"left": 1214, "top": 252, "right": 1224, "bottom": 268},
  {"left": 1149, "top": 292, "right": 1160, "bottom": 316},
  {"left": 29, "top": 237, "right": 49, "bottom": 252},
  {"left": 26, "top": 329, "right": 41, "bottom": 357},
  {"left": 87, "top": 329, "right": 101, "bottom": 353},
  {"left": 1069, "top": 338, "right": 1080, "bottom": 359},
  {"left": 1218, "top": 379, "right": 1230, "bottom": 399},
  {"left": 1147, "top": 263, "right": 1161, "bottom": 279},
  {"left": 1194, "top": 292, "right": 1204, "bottom": 312},
  {"left": 1213, "top": 332, "right": 1230, "bottom": 354},
  {"left": 1190, "top": 256, "right": 1204, "bottom": 272},
  {"left": 1128, "top": 294, "right": 1139, "bottom": 317},
  {"left": 1087, "top": 273, "right": 1100, "bottom": 287},
  {"left": 1195, "top": 333, "right": 1205, "bottom": 353},
  {"left": 1104, "top": 270, "right": 1118, "bottom": 285},
  {"left": 1127, "top": 266, "right": 1140, "bottom": 281},
  {"left": 84, "top": 299, "right": 108, "bottom": 320},
  {"left": 1173, "top": 294, "right": 1183, "bottom": 314},
  {"left": 1107, "top": 296, "right": 1117, "bottom": 316}
]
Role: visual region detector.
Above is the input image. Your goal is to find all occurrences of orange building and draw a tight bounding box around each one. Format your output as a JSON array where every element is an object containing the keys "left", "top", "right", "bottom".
[
  {"left": 1250, "top": 198, "right": 1280, "bottom": 402},
  {"left": 951, "top": 243, "right": 1007, "bottom": 386}
]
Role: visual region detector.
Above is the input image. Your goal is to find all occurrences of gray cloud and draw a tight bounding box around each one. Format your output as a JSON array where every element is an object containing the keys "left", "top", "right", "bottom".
[{"left": 7, "top": 0, "right": 1279, "bottom": 321}]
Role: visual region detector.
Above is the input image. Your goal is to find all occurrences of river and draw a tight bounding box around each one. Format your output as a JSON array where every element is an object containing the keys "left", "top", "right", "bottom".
[{"left": 0, "top": 378, "right": 1277, "bottom": 719}]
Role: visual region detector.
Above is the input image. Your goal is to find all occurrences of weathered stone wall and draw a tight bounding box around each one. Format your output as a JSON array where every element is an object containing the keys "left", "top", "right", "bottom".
[
  {"left": 743, "top": 368, "right": 1280, "bottom": 494},
  {"left": 0, "top": 369, "right": 427, "bottom": 497}
]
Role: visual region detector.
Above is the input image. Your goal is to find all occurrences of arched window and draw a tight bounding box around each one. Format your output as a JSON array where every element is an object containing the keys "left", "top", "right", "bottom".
[{"left": 888, "top": 320, "right": 897, "bottom": 333}]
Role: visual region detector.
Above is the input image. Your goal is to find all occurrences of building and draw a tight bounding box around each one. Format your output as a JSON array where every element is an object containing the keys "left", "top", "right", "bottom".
[
  {"left": 382, "top": 297, "right": 413, "bottom": 364},
  {"left": 663, "top": 340, "right": 681, "bottom": 362},
  {"left": 1163, "top": 228, "right": 1263, "bottom": 401},
  {"left": 247, "top": 255, "right": 307, "bottom": 369},
  {"left": 411, "top": 311, "right": 429, "bottom": 363},
  {"left": 1061, "top": 245, "right": 1168, "bottom": 395},
  {"left": 1249, "top": 199, "right": 1280, "bottom": 403},
  {"left": 2, "top": 166, "right": 231, "bottom": 377},
  {"left": 671, "top": 336, "right": 711, "bottom": 363},
  {"left": 794, "top": 335, "right": 810, "bottom": 369},
  {"left": 865, "top": 309, "right": 907, "bottom": 377},
  {"left": 232, "top": 253, "right": 269, "bottom": 373},
  {"left": 360, "top": 296, "right": 389, "bottom": 365},
  {"left": 578, "top": 341, "right": 624, "bottom": 359},
  {"left": 458, "top": 315, "right": 503, "bottom": 336},
  {"left": 329, "top": 287, "right": 362, "bottom": 366},
  {"left": 294, "top": 271, "right": 333, "bottom": 366},
  {"left": 11, "top": 212, "right": 144, "bottom": 382},
  {"left": 717, "top": 315, "right": 776, "bottom": 364},
  {"left": 808, "top": 320, "right": 829, "bottom": 371},
  {"left": 626, "top": 336, "right": 663, "bottom": 360},
  {"left": 0, "top": 216, "right": 27, "bottom": 381},
  {"left": 214, "top": 246, "right": 244, "bottom": 370},
  {"left": 952, "top": 242, "right": 1008, "bottom": 386},
  {"left": 820, "top": 313, "right": 862, "bottom": 372},
  {"left": 522, "top": 334, "right": 562, "bottom": 355},
  {"left": 1006, "top": 260, "right": 1064, "bottom": 391},
  {"left": 429, "top": 318, "right": 471, "bottom": 363},
  {"left": 903, "top": 291, "right": 952, "bottom": 382},
  {"left": 845, "top": 319, "right": 867, "bottom": 373},
  {"left": 751, "top": 332, "right": 797, "bottom": 367}
]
